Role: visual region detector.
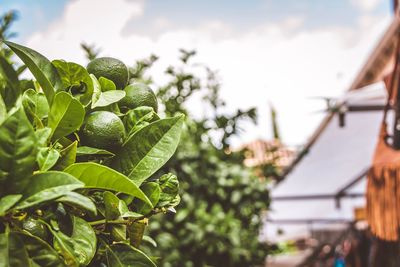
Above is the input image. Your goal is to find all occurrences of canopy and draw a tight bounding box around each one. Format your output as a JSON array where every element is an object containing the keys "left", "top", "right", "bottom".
[{"left": 263, "top": 83, "right": 387, "bottom": 242}]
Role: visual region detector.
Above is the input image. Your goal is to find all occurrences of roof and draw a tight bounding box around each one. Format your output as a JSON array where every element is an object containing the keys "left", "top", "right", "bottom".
[
  {"left": 262, "top": 83, "right": 387, "bottom": 242},
  {"left": 350, "top": 17, "right": 400, "bottom": 90}
]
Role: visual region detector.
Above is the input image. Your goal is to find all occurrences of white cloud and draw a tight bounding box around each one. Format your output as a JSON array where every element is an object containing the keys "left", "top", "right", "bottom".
[
  {"left": 25, "top": 0, "right": 391, "bottom": 146},
  {"left": 350, "top": 0, "right": 383, "bottom": 12}
]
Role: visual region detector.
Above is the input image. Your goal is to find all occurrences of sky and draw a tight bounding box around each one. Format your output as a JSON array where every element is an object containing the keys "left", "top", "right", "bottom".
[{"left": 0, "top": 0, "right": 393, "bottom": 147}]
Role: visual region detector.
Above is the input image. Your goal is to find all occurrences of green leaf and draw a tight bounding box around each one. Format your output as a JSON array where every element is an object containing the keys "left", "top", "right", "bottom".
[
  {"left": 0, "top": 195, "right": 22, "bottom": 216},
  {"left": 91, "top": 90, "right": 126, "bottom": 108},
  {"left": 56, "top": 192, "right": 97, "bottom": 216},
  {"left": 0, "top": 231, "right": 67, "bottom": 267},
  {"left": 90, "top": 74, "right": 101, "bottom": 108},
  {"left": 0, "top": 56, "right": 20, "bottom": 110},
  {"left": 0, "top": 108, "right": 37, "bottom": 194},
  {"left": 108, "top": 243, "right": 157, "bottom": 267},
  {"left": 5, "top": 41, "right": 63, "bottom": 104},
  {"left": 53, "top": 141, "right": 77, "bottom": 171},
  {"left": 0, "top": 231, "right": 16, "bottom": 266},
  {"left": 118, "top": 201, "right": 142, "bottom": 219},
  {"left": 48, "top": 92, "right": 84, "bottom": 140},
  {"left": 166, "top": 194, "right": 180, "bottom": 210},
  {"left": 157, "top": 173, "right": 179, "bottom": 208},
  {"left": 0, "top": 94, "right": 6, "bottom": 124},
  {"left": 127, "top": 220, "right": 146, "bottom": 248},
  {"left": 35, "top": 127, "right": 52, "bottom": 147},
  {"left": 37, "top": 148, "right": 60, "bottom": 171},
  {"left": 111, "top": 114, "right": 184, "bottom": 186},
  {"left": 99, "top": 77, "right": 116, "bottom": 91},
  {"left": 142, "top": 235, "right": 157, "bottom": 248},
  {"left": 103, "top": 191, "right": 141, "bottom": 220},
  {"left": 135, "top": 182, "right": 160, "bottom": 214},
  {"left": 53, "top": 216, "right": 96, "bottom": 267},
  {"left": 15, "top": 171, "right": 84, "bottom": 209},
  {"left": 90, "top": 76, "right": 125, "bottom": 108},
  {"left": 52, "top": 60, "right": 93, "bottom": 105},
  {"left": 76, "top": 146, "right": 115, "bottom": 157},
  {"left": 123, "top": 107, "right": 159, "bottom": 136},
  {"left": 22, "top": 89, "right": 49, "bottom": 123},
  {"left": 64, "top": 163, "right": 152, "bottom": 207},
  {"left": 110, "top": 225, "right": 127, "bottom": 242},
  {"left": 103, "top": 191, "right": 121, "bottom": 220}
]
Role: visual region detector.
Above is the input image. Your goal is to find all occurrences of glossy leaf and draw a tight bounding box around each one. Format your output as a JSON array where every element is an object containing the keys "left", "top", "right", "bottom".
[
  {"left": 5, "top": 41, "right": 63, "bottom": 104},
  {"left": 91, "top": 76, "right": 125, "bottom": 108},
  {"left": 0, "top": 108, "right": 37, "bottom": 193},
  {"left": 118, "top": 201, "right": 142, "bottom": 219},
  {"left": 103, "top": 191, "right": 121, "bottom": 220},
  {"left": 110, "top": 225, "right": 127, "bottom": 242},
  {"left": 48, "top": 92, "right": 84, "bottom": 140},
  {"left": 35, "top": 127, "right": 52, "bottom": 147},
  {"left": 90, "top": 74, "right": 101, "bottom": 107},
  {"left": 0, "top": 231, "right": 66, "bottom": 267},
  {"left": 56, "top": 191, "right": 97, "bottom": 216},
  {"left": 22, "top": 89, "right": 49, "bottom": 122},
  {"left": 53, "top": 141, "right": 77, "bottom": 171},
  {"left": 37, "top": 148, "right": 60, "bottom": 171},
  {"left": 127, "top": 220, "right": 146, "bottom": 248},
  {"left": 142, "top": 235, "right": 157, "bottom": 248},
  {"left": 52, "top": 60, "right": 93, "bottom": 105},
  {"left": 108, "top": 243, "right": 157, "bottom": 267},
  {"left": 123, "top": 107, "right": 159, "bottom": 136},
  {"left": 76, "top": 146, "right": 115, "bottom": 157},
  {"left": 53, "top": 216, "right": 96, "bottom": 267},
  {"left": 99, "top": 77, "right": 116, "bottom": 91},
  {"left": 65, "top": 163, "right": 152, "bottom": 206},
  {"left": 0, "top": 94, "right": 6, "bottom": 124},
  {"left": 111, "top": 114, "right": 184, "bottom": 186},
  {"left": 157, "top": 173, "right": 179, "bottom": 208},
  {"left": 103, "top": 192, "right": 141, "bottom": 220},
  {"left": 15, "top": 171, "right": 84, "bottom": 209},
  {"left": 135, "top": 182, "right": 160, "bottom": 214},
  {"left": 0, "top": 56, "right": 20, "bottom": 110},
  {"left": 0, "top": 195, "right": 22, "bottom": 216},
  {"left": 92, "top": 90, "right": 125, "bottom": 108}
]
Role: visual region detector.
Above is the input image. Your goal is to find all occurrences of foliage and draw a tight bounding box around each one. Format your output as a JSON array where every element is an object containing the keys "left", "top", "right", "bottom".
[
  {"left": 124, "top": 49, "right": 271, "bottom": 266},
  {"left": 0, "top": 13, "right": 184, "bottom": 266}
]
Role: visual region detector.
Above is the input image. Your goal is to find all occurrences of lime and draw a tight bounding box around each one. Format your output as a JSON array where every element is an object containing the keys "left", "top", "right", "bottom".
[
  {"left": 119, "top": 83, "right": 158, "bottom": 112},
  {"left": 80, "top": 111, "right": 125, "bottom": 151},
  {"left": 87, "top": 57, "right": 129, "bottom": 89},
  {"left": 22, "top": 217, "right": 50, "bottom": 241}
]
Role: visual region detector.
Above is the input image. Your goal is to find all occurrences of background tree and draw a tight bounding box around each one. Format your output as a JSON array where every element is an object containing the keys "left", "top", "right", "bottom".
[{"left": 124, "top": 49, "right": 272, "bottom": 266}]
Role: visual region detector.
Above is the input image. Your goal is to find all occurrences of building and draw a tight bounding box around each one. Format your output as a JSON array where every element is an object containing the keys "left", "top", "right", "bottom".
[{"left": 264, "top": 14, "right": 400, "bottom": 267}]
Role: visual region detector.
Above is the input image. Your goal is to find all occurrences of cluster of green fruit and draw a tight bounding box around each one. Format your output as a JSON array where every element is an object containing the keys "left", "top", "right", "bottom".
[
  {"left": 0, "top": 41, "right": 184, "bottom": 266},
  {"left": 82, "top": 57, "right": 158, "bottom": 151}
]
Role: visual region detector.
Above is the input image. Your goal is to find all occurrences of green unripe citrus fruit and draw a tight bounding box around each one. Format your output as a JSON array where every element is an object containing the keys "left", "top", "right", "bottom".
[
  {"left": 87, "top": 57, "right": 129, "bottom": 89},
  {"left": 81, "top": 111, "right": 125, "bottom": 151},
  {"left": 22, "top": 217, "right": 50, "bottom": 241},
  {"left": 119, "top": 83, "right": 158, "bottom": 112}
]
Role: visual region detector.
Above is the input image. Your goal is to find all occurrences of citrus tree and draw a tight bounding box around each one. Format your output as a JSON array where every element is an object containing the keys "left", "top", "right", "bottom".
[{"left": 0, "top": 35, "right": 184, "bottom": 266}]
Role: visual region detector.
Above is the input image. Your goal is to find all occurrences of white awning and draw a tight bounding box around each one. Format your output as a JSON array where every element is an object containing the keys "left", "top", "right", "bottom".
[{"left": 263, "top": 83, "right": 387, "bottom": 242}]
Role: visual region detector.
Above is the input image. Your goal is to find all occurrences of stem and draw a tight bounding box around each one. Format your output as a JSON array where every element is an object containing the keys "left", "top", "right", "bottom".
[
  {"left": 88, "top": 208, "right": 167, "bottom": 226},
  {"left": 89, "top": 219, "right": 129, "bottom": 226}
]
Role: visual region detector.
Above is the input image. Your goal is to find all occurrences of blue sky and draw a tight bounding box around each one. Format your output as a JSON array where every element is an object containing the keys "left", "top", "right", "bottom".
[
  {"left": 1, "top": 0, "right": 67, "bottom": 42},
  {"left": 0, "top": 0, "right": 393, "bottom": 146},
  {"left": 2, "top": 0, "right": 391, "bottom": 42}
]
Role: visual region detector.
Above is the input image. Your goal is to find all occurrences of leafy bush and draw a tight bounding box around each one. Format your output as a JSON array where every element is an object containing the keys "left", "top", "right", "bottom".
[
  {"left": 0, "top": 37, "right": 184, "bottom": 266},
  {"left": 127, "top": 50, "right": 271, "bottom": 267}
]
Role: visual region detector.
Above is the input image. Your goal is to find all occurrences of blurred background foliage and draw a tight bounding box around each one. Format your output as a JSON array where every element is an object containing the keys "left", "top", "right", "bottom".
[{"left": 125, "top": 49, "right": 273, "bottom": 267}]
